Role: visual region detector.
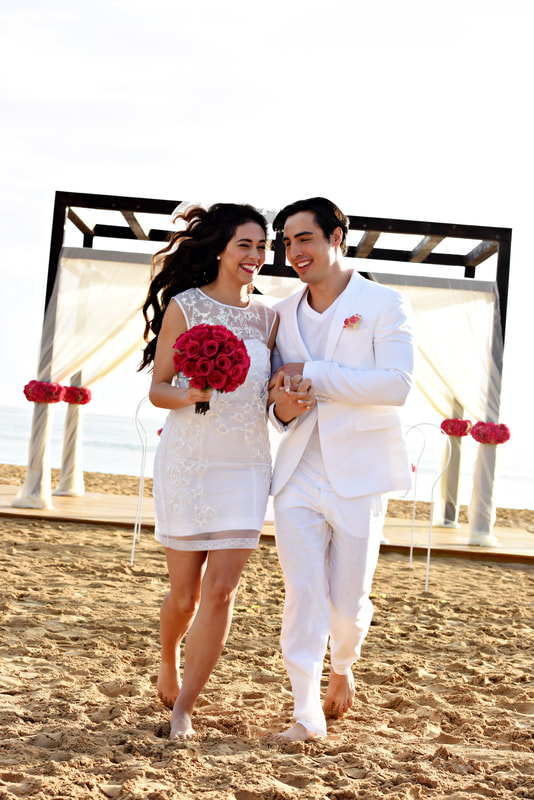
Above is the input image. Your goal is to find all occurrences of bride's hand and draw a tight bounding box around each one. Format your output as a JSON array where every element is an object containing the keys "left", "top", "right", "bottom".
[{"left": 185, "top": 386, "right": 213, "bottom": 406}]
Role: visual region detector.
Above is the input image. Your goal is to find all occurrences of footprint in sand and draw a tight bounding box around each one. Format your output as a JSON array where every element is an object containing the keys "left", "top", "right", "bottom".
[
  {"left": 97, "top": 681, "right": 142, "bottom": 698},
  {"left": 512, "top": 702, "right": 534, "bottom": 715},
  {"left": 31, "top": 732, "right": 62, "bottom": 748}
]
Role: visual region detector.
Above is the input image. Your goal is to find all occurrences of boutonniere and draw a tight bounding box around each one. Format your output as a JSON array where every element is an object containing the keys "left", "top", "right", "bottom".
[{"left": 343, "top": 314, "right": 362, "bottom": 330}]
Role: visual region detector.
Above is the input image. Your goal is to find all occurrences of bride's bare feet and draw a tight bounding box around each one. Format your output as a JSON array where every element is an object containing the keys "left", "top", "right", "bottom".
[
  {"left": 271, "top": 723, "right": 320, "bottom": 742},
  {"left": 157, "top": 661, "right": 180, "bottom": 709},
  {"left": 170, "top": 706, "right": 195, "bottom": 740},
  {"left": 323, "top": 667, "right": 355, "bottom": 719}
]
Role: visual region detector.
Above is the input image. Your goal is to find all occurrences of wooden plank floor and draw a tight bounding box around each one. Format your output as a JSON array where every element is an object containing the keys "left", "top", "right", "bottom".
[{"left": 1, "top": 485, "right": 533, "bottom": 564}]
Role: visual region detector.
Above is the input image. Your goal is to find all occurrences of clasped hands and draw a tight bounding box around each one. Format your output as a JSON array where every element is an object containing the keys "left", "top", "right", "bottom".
[{"left": 268, "top": 362, "right": 316, "bottom": 424}]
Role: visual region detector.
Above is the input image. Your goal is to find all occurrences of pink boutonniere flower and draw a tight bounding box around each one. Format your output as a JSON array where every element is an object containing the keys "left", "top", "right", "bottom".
[{"left": 343, "top": 314, "right": 362, "bottom": 330}]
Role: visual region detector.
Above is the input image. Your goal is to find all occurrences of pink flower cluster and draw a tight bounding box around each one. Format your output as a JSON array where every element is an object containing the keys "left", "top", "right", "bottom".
[
  {"left": 63, "top": 386, "right": 92, "bottom": 405},
  {"left": 343, "top": 314, "right": 362, "bottom": 330},
  {"left": 23, "top": 380, "right": 65, "bottom": 403},
  {"left": 173, "top": 324, "right": 250, "bottom": 414},
  {"left": 470, "top": 421, "right": 510, "bottom": 445},
  {"left": 440, "top": 418, "right": 472, "bottom": 437},
  {"left": 24, "top": 381, "right": 92, "bottom": 405},
  {"left": 441, "top": 418, "right": 510, "bottom": 444}
]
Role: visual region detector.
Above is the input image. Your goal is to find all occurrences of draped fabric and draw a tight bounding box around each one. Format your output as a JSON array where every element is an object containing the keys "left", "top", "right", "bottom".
[
  {"left": 13, "top": 248, "right": 152, "bottom": 508},
  {"left": 369, "top": 273, "right": 504, "bottom": 543},
  {"left": 14, "top": 253, "right": 505, "bottom": 542}
]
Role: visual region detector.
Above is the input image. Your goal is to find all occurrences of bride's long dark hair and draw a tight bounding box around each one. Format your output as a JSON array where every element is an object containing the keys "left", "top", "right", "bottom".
[{"left": 139, "top": 203, "right": 267, "bottom": 370}]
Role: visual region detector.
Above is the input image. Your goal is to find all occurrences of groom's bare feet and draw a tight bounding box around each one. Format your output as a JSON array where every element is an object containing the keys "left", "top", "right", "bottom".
[
  {"left": 170, "top": 707, "right": 195, "bottom": 740},
  {"left": 157, "top": 661, "right": 180, "bottom": 709},
  {"left": 323, "top": 667, "right": 355, "bottom": 719},
  {"left": 271, "top": 723, "right": 320, "bottom": 742}
]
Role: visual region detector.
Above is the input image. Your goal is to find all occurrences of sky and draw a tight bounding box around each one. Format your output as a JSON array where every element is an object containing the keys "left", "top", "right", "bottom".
[{"left": 1, "top": 0, "right": 533, "bottom": 505}]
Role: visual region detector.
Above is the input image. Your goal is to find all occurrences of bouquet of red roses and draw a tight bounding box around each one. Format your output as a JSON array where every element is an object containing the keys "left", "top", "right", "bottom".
[{"left": 173, "top": 324, "right": 250, "bottom": 414}]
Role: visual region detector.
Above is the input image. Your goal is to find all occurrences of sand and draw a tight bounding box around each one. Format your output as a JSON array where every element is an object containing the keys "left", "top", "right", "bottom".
[{"left": 1, "top": 467, "right": 533, "bottom": 799}]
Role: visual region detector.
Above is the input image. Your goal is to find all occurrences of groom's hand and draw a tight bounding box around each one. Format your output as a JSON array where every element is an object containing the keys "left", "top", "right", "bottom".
[
  {"left": 273, "top": 362, "right": 305, "bottom": 379},
  {"left": 268, "top": 370, "right": 315, "bottom": 423}
]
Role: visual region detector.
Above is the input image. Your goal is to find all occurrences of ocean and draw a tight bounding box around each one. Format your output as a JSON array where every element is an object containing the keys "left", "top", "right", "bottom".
[{"left": 1, "top": 405, "right": 531, "bottom": 510}]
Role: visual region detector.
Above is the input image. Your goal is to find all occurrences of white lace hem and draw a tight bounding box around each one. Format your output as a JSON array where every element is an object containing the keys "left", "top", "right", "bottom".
[{"left": 155, "top": 533, "right": 260, "bottom": 551}]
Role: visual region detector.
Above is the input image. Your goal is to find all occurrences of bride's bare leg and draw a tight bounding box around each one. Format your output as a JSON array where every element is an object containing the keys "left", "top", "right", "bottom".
[
  {"left": 170, "top": 548, "right": 253, "bottom": 739},
  {"left": 157, "top": 549, "right": 207, "bottom": 708}
]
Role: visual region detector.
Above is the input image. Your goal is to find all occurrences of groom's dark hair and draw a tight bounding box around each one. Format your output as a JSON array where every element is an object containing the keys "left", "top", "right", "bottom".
[{"left": 272, "top": 197, "right": 350, "bottom": 255}]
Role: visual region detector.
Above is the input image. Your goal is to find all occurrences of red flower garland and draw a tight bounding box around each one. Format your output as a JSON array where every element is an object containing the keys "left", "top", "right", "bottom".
[
  {"left": 63, "top": 386, "right": 92, "bottom": 405},
  {"left": 470, "top": 421, "right": 510, "bottom": 445},
  {"left": 173, "top": 324, "right": 250, "bottom": 414},
  {"left": 24, "top": 380, "right": 92, "bottom": 405},
  {"left": 23, "top": 380, "right": 65, "bottom": 404},
  {"left": 441, "top": 418, "right": 472, "bottom": 437}
]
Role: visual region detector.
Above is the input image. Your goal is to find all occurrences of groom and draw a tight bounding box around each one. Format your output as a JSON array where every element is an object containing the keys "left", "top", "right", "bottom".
[{"left": 269, "top": 197, "right": 415, "bottom": 741}]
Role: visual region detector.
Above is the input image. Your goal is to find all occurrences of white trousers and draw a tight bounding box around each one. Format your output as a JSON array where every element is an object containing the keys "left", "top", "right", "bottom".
[{"left": 274, "top": 469, "right": 387, "bottom": 736}]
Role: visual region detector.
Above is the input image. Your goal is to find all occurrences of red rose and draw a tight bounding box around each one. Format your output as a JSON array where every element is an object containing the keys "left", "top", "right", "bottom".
[
  {"left": 221, "top": 340, "right": 237, "bottom": 356},
  {"left": 215, "top": 354, "right": 232, "bottom": 372},
  {"left": 194, "top": 325, "right": 211, "bottom": 342},
  {"left": 195, "top": 357, "right": 213, "bottom": 377},
  {"left": 184, "top": 340, "right": 202, "bottom": 358},
  {"left": 207, "top": 370, "right": 228, "bottom": 390},
  {"left": 225, "top": 365, "right": 247, "bottom": 392},
  {"left": 211, "top": 326, "right": 231, "bottom": 342},
  {"left": 189, "top": 375, "right": 207, "bottom": 390},
  {"left": 201, "top": 339, "right": 219, "bottom": 357},
  {"left": 231, "top": 347, "right": 248, "bottom": 365},
  {"left": 179, "top": 357, "right": 197, "bottom": 377}
]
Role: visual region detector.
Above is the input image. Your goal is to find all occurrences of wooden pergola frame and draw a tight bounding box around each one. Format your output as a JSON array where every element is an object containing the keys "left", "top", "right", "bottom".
[
  {"left": 44, "top": 190, "right": 512, "bottom": 526},
  {"left": 45, "top": 190, "right": 512, "bottom": 337}
]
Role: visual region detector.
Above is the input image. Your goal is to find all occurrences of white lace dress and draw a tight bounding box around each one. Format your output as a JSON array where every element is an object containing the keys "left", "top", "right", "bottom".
[{"left": 153, "top": 288, "right": 277, "bottom": 551}]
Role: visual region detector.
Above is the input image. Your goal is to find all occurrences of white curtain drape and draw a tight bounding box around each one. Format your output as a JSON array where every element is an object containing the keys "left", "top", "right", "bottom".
[
  {"left": 13, "top": 248, "right": 153, "bottom": 508},
  {"left": 370, "top": 273, "right": 504, "bottom": 542}
]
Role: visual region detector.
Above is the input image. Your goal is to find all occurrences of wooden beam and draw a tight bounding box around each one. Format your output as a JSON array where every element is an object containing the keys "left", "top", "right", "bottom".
[
  {"left": 348, "top": 214, "right": 509, "bottom": 243},
  {"left": 355, "top": 230, "right": 380, "bottom": 258},
  {"left": 121, "top": 210, "right": 149, "bottom": 240},
  {"left": 67, "top": 208, "right": 94, "bottom": 236},
  {"left": 345, "top": 246, "right": 465, "bottom": 267},
  {"left": 56, "top": 190, "right": 178, "bottom": 216},
  {"left": 409, "top": 235, "right": 445, "bottom": 263},
  {"left": 92, "top": 224, "right": 169, "bottom": 242},
  {"left": 465, "top": 240, "right": 498, "bottom": 268}
]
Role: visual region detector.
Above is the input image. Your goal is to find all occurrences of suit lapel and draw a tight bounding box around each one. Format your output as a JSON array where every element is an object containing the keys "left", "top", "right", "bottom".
[{"left": 324, "top": 271, "right": 367, "bottom": 359}]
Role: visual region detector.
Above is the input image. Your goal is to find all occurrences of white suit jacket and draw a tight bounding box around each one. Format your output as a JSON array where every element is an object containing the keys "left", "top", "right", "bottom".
[{"left": 270, "top": 271, "right": 415, "bottom": 499}]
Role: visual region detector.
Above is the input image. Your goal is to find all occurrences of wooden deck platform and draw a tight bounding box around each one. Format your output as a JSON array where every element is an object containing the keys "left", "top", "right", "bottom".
[{"left": 1, "top": 485, "right": 533, "bottom": 565}]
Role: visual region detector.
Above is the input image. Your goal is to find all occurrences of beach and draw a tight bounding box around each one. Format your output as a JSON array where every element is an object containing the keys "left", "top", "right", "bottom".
[{"left": 1, "top": 467, "right": 533, "bottom": 799}]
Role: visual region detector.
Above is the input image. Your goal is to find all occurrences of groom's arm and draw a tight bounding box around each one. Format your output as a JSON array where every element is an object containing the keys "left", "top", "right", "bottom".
[{"left": 280, "top": 296, "right": 414, "bottom": 407}]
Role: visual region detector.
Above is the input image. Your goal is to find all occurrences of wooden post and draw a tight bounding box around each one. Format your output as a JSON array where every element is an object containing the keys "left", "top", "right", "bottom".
[{"left": 443, "top": 398, "right": 463, "bottom": 526}]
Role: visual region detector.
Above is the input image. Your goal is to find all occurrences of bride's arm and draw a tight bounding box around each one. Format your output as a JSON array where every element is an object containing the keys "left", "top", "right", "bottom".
[{"left": 149, "top": 300, "right": 213, "bottom": 410}]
